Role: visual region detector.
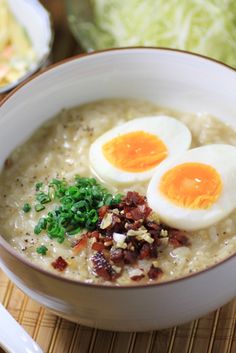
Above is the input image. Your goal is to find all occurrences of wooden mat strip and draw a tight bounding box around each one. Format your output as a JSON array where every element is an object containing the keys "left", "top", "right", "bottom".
[
  {"left": 206, "top": 309, "right": 220, "bottom": 353},
  {"left": 48, "top": 316, "right": 62, "bottom": 353},
  {"left": 107, "top": 332, "right": 117, "bottom": 353},
  {"left": 67, "top": 324, "right": 80, "bottom": 353},
  {"left": 186, "top": 320, "right": 200, "bottom": 353},
  {"left": 127, "top": 333, "right": 137, "bottom": 353},
  {"left": 227, "top": 319, "right": 236, "bottom": 353},
  {"left": 2, "top": 280, "right": 13, "bottom": 307},
  {"left": 167, "top": 326, "right": 177, "bottom": 353},
  {"left": 0, "top": 269, "right": 235, "bottom": 353},
  {"left": 32, "top": 307, "right": 45, "bottom": 340},
  {"left": 18, "top": 296, "right": 29, "bottom": 324}
]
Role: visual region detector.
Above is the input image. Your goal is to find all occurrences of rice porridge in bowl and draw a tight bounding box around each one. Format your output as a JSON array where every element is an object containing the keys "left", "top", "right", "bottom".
[{"left": 1, "top": 98, "right": 236, "bottom": 286}]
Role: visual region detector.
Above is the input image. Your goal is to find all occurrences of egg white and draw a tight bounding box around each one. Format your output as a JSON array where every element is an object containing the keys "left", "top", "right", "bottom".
[
  {"left": 89, "top": 116, "right": 191, "bottom": 184},
  {"left": 147, "top": 144, "right": 236, "bottom": 231}
]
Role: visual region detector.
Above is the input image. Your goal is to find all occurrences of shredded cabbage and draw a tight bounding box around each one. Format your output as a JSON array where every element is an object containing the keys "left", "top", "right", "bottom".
[{"left": 74, "top": 0, "right": 236, "bottom": 67}]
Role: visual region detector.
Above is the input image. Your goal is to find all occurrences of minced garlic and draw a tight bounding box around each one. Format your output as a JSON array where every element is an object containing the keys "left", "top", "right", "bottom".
[
  {"left": 160, "top": 229, "right": 169, "bottom": 238},
  {"left": 100, "top": 212, "right": 113, "bottom": 229},
  {"left": 127, "top": 227, "right": 154, "bottom": 244}
]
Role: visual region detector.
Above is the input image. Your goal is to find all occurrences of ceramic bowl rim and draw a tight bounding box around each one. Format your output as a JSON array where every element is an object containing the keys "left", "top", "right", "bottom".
[{"left": 0, "top": 46, "right": 236, "bottom": 290}]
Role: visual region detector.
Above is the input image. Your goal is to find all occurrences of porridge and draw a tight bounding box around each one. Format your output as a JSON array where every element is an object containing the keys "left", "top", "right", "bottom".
[{"left": 0, "top": 99, "right": 236, "bottom": 285}]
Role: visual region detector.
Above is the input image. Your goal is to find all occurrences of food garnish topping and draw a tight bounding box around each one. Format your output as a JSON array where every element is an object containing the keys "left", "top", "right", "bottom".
[
  {"left": 31, "top": 176, "right": 122, "bottom": 242},
  {"left": 22, "top": 203, "right": 31, "bottom": 213},
  {"left": 36, "top": 245, "right": 48, "bottom": 255},
  {"left": 51, "top": 256, "right": 68, "bottom": 272},
  {"left": 22, "top": 177, "right": 190, "bottom": 280}
]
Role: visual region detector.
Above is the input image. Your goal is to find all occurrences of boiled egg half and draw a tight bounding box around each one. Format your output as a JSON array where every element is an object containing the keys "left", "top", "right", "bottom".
[
  {"left": 89, "top": 116, "right": 191, "bottom": 184},
  {"left": 147, "top": 144, "right": 236, "bottom": 231}
]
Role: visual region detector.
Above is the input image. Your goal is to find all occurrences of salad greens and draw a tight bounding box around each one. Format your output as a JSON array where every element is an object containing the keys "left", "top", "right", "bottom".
[{"left": 75, "top": 0, "right": 236, "bottom": 67}]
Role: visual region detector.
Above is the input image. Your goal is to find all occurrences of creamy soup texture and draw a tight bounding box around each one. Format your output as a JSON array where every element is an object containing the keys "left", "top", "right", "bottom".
[{"left": 0, "top": 99, "right": 236, "bottom": 285}]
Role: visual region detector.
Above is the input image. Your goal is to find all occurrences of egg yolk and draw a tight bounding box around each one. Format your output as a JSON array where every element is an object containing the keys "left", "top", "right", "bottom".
[
  {"left": 159, "top": 162, "right": 222, "bottom": 209},
  {"left": 102, "top": 131, "right": 168, "bottom": 172}
]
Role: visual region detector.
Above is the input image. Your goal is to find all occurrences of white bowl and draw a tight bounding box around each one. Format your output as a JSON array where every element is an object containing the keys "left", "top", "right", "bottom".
[
  {"left": 0, "top": 48, "right": 236, "bottom": 331},
  {"left": 0, "top": 0, "right": 53, "bottom": 94}
]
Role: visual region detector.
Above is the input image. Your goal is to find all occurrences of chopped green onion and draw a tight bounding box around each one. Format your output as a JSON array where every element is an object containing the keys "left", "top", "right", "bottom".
[
  {"left": 35, "top": 182, "right": 43, "bottom": 191},
  {"left": 36, "top": 191, "right": 51, "bottom": 204},
  {"left": 67, "top": 227, "right": 81, "bottom": 236},
  {"left": 34, "top": 217, "right": 47, "bottom": 235},
  {"left": 35, "top": 204, "right": 45, "bottom": 212},
  {"left": 22, "top": 203, "right": 31, "bottom": 213},
  {"left": 36, "top": 245, "right": 48, "bottom": 255},
  {"left": 33, "top": 176, "right": 123, "bottom": 242}
]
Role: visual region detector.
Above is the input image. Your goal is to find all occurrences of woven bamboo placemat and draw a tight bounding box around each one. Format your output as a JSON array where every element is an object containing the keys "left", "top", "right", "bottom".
[{"left": 0, "top": 2, "right": 236, "bottom": 352}]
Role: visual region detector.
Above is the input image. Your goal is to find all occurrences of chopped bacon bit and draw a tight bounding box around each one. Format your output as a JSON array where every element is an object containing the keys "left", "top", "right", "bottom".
[
  {"left": 88, "top": 190, "right": 190, "bottom": 282},
  {"left": 98, "top": 205, "right": 109, "bottom": 219},
  {"left": 104, "top": 240, "right": 113, "bottom": 247},
  {"left": 51, "top": 256, "right": 68, "bottom": 271},
  {"left": 92, "top": 252, "right": 116, "bottom": 281},
  {"left": 169, "top": 230, "right": 190, "bottom": 248},
  {"left": 124, "top": 191, "right": 145, "bottom": 206},
  {"left": 123, "top": 250, "right": 138, "bottom": 264},
  {"left": 103, "top": 235, "right": 113, "bottom": 242},
  {"left": 139, "top": 243, "right": 151, "bottom": 259},
  {"left": 149, "top": 244, "right": 158, "bottom": 258},
  {"left": 130, "top": 274, "right": 145, "bottom": 281},
  {"left": 73, "top": 235, "right": 87, "bottom": 254},
  {"left": 148, "top": 231, "right": 162, "bottom": 245},
  {"left": 102, "top": 249, "right": 111, "bottom": 259},
  {"left": 121, "top": 192, "right": 152, "bottom": 221},
  {"left": 147, "top": 265, "right": 163, "bottom": 280},
  {"left": 112, "top": 214, "right": 121, "bottom": 225},
  {"left": 87, "top": 231, "right": 100, "bottom": 240},
  {"left": 125, "top": 220, "right": 143, "bottom": 231},
  {"left": 126, "top": 207, "right": 143, "bottom": 220},
  {"left": 92, "top": 242, "right": 105, "bottom": 252},
  {"left": 4, "top": 158, "right": 13, "bottom": 169},
  {"left": 145, "top": 221, "right": 161, "bottom": 231},
  {"left": 110, "top": 248, "right": 124, "bottom": 264},
  {"left": 125, "top": 205, "right": 151, "bottom": 221}
]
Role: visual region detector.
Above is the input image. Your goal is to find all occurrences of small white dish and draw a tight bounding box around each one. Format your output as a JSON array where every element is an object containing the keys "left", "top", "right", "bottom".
[
  {"left": 0, "top": 303, "right": 44, "bottom": 353},
  {"left": 0, "top": 0, "right": 53, "bottom": 94}
]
